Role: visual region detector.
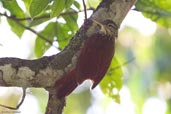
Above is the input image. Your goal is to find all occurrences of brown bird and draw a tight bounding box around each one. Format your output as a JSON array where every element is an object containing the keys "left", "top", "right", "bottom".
[{"left": 56, "top": 19, "right": 118, "bottom": 98}]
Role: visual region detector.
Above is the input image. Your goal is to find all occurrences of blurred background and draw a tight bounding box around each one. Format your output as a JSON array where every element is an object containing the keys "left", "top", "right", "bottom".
[{"left": 0, "top": 0, "right": 171, "bottom": 114}]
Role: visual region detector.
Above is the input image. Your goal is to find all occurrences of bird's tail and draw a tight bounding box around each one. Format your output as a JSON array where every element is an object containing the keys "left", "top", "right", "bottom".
[{"left": 55, "top": 69, "right": 78, "bottom": 98}]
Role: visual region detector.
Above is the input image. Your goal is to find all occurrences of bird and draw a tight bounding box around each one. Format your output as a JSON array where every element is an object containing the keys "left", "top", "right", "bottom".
[{"left": 55, "top": 19, "right": 118, "bottom": 98}]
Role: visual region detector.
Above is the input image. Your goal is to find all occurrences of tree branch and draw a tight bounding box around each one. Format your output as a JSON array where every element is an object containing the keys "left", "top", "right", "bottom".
[
  {"left": 83, "top": 0, "right": 88, "bottom": 20},
  {"left": 0, "top": 12, "right": 54, "bottom": 46},
  {"left": 0, "top": 88, "right": 26, "bottom": 110},
  {"left": 0, "top": 0, "right": 136, "bottom": 113},
  {"left": 0, "top": 8, "right": 94, "bottom": 22}
]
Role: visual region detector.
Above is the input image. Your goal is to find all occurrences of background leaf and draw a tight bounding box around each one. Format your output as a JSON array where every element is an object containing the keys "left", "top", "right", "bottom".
[
  {"left": 62, "top": 9, "right": 78, "bottom": 32},
  {"left": 73, "top": 1, "right": 81, "bottom": 9},
  {"left": 51, "top": 0, "right": 65, "bottom": 17},
  {"left": 65, "top": 0, "right": 75, "bottom": 9},
  {"left": 23, "top": 0, "right": 32, "bottom": 13},
  {"left": 29, "top": 0, "right": 50, "bottom": 18},
  {"left": 35, "top": 22, "right": 57, "bottom": 57},
  {"left": 135, "top": 0, "right": 171, "bottom": 27},
  {"left": 100, "top": 56, "right": 123, "bottom": 103},
  {"left": 29, "top": 14, "right": 50, "bottom": 27},
  {"left": 87, "top": 0, "right": 101, "bottom": 8},
  {"left": 2, "top": 0, "right": 26, "bottom": 37},
  {"left": 56, "top": 23, "right": 73, "bottom": 49}
]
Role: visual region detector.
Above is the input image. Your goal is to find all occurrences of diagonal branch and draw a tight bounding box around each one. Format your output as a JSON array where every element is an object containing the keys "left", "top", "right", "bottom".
[{"left": 0, "top": 12, "right": 54, "bottom": 46}]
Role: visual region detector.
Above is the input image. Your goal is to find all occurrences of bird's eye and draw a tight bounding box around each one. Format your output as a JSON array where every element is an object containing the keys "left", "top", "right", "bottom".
[
  {"left": 103, "top": 19, "right": 117, "bottom": 30},
  {"left": 107, "top": 23, "right": 117, "bottom": 30}
]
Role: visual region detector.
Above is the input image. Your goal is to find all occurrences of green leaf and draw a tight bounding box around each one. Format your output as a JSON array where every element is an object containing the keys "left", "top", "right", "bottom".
[
  {"left": 2, "top": 0, "right": 26, "bottom": 37},
  {"left": 29, "top": 0, "right": 50, "bottom": 17},
  {"left": 87, "top": 0, "right": 100, "bottom": 8},
  {"left": 62, "top": 8, "right": 78, "bottom": 31},
  {"left": 35, "top": 22, "right": 57, "bottom": 57},
  {"left": 51, "top": 0, "right": 65, "bottom": 17},
  {"left": 29, "top": 5, "right": 51, "bottom": 26},
  {"left": 23, "top": 0, "right": 32, "bottom": 13},
  {"left": 135, "top": 0, "right": 171, "bottom": 28},
  {"left": 29, "top": 14, "right": 50, "bottom": 27},
  {"left": 100, "top": 57, "right": 123, "bottom": 103},
  {"left": 65, "top": 0, "right": 75, "bottom": 9},
  {"left": 73, "top": 1, "right": 81, "bottom": 9},
  {"left": 56, "top": 23, "right": 73, "bottom": 49},
  {"left": 2, "top": 0, "right": 25, "bottom": 17},
  {"left": 7, "top": 20, "right": 25, "bottom": 37}
]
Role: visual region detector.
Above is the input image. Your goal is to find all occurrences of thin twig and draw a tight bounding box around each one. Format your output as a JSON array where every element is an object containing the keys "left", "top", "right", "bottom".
[
  {"left": 13, "top": 15, "right": 50, "bottom": 21},
  {"left": 0, "top": 12, "right": 54, "bottom": 46},
  {"left": 82, "top": 0, "right": 87, "bottom": 20},
  {"left": 113, "top": 57, "right": 135, "bottom": 70},
  {"left": 0, "top": 88, "right": 26, "bottom": 110},
  {"left": 1, "top": 8, "right": 94, "bottom": 22},
  {"left": 16, "top": 21, "right": 53, "bottom": 45}
]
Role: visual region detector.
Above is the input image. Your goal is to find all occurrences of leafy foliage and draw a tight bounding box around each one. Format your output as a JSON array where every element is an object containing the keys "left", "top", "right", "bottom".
[
  {"left": 153, "top": 27, "right": 171, "bottom": 81},
  {"left": 100, "top": 57, "right": 123, "bottom": 103},
  {"left": 35, "top": 22, "right": 57, "bottom": 57},
  {"left": 65, "top": 0, "right": 75, "bottom": 9},
  {"left": 29, "top": 0, "right": 79, "bottom": 56},
  {"left": 51, "top": 0, "right": 65, "bottom": 18},
  {"left": 1, "top": 0, "right": 79, "bottom": 57},
  {"left": 87, "top": 0, "right": 101, "bottom": 8},
  {"left": 1, "top": 0, "right": 26, "bottom": 37},
  {"left": 135, "top": 0, "right": 171, "bottom": 27},
  {"left": 29, "top": 0, "right": 50, "bottom": 17}
]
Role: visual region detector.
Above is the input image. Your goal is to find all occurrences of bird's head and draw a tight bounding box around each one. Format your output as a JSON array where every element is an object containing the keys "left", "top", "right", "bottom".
[{"left": 92, "top": 19, "right": 118, "bottom": 38}]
